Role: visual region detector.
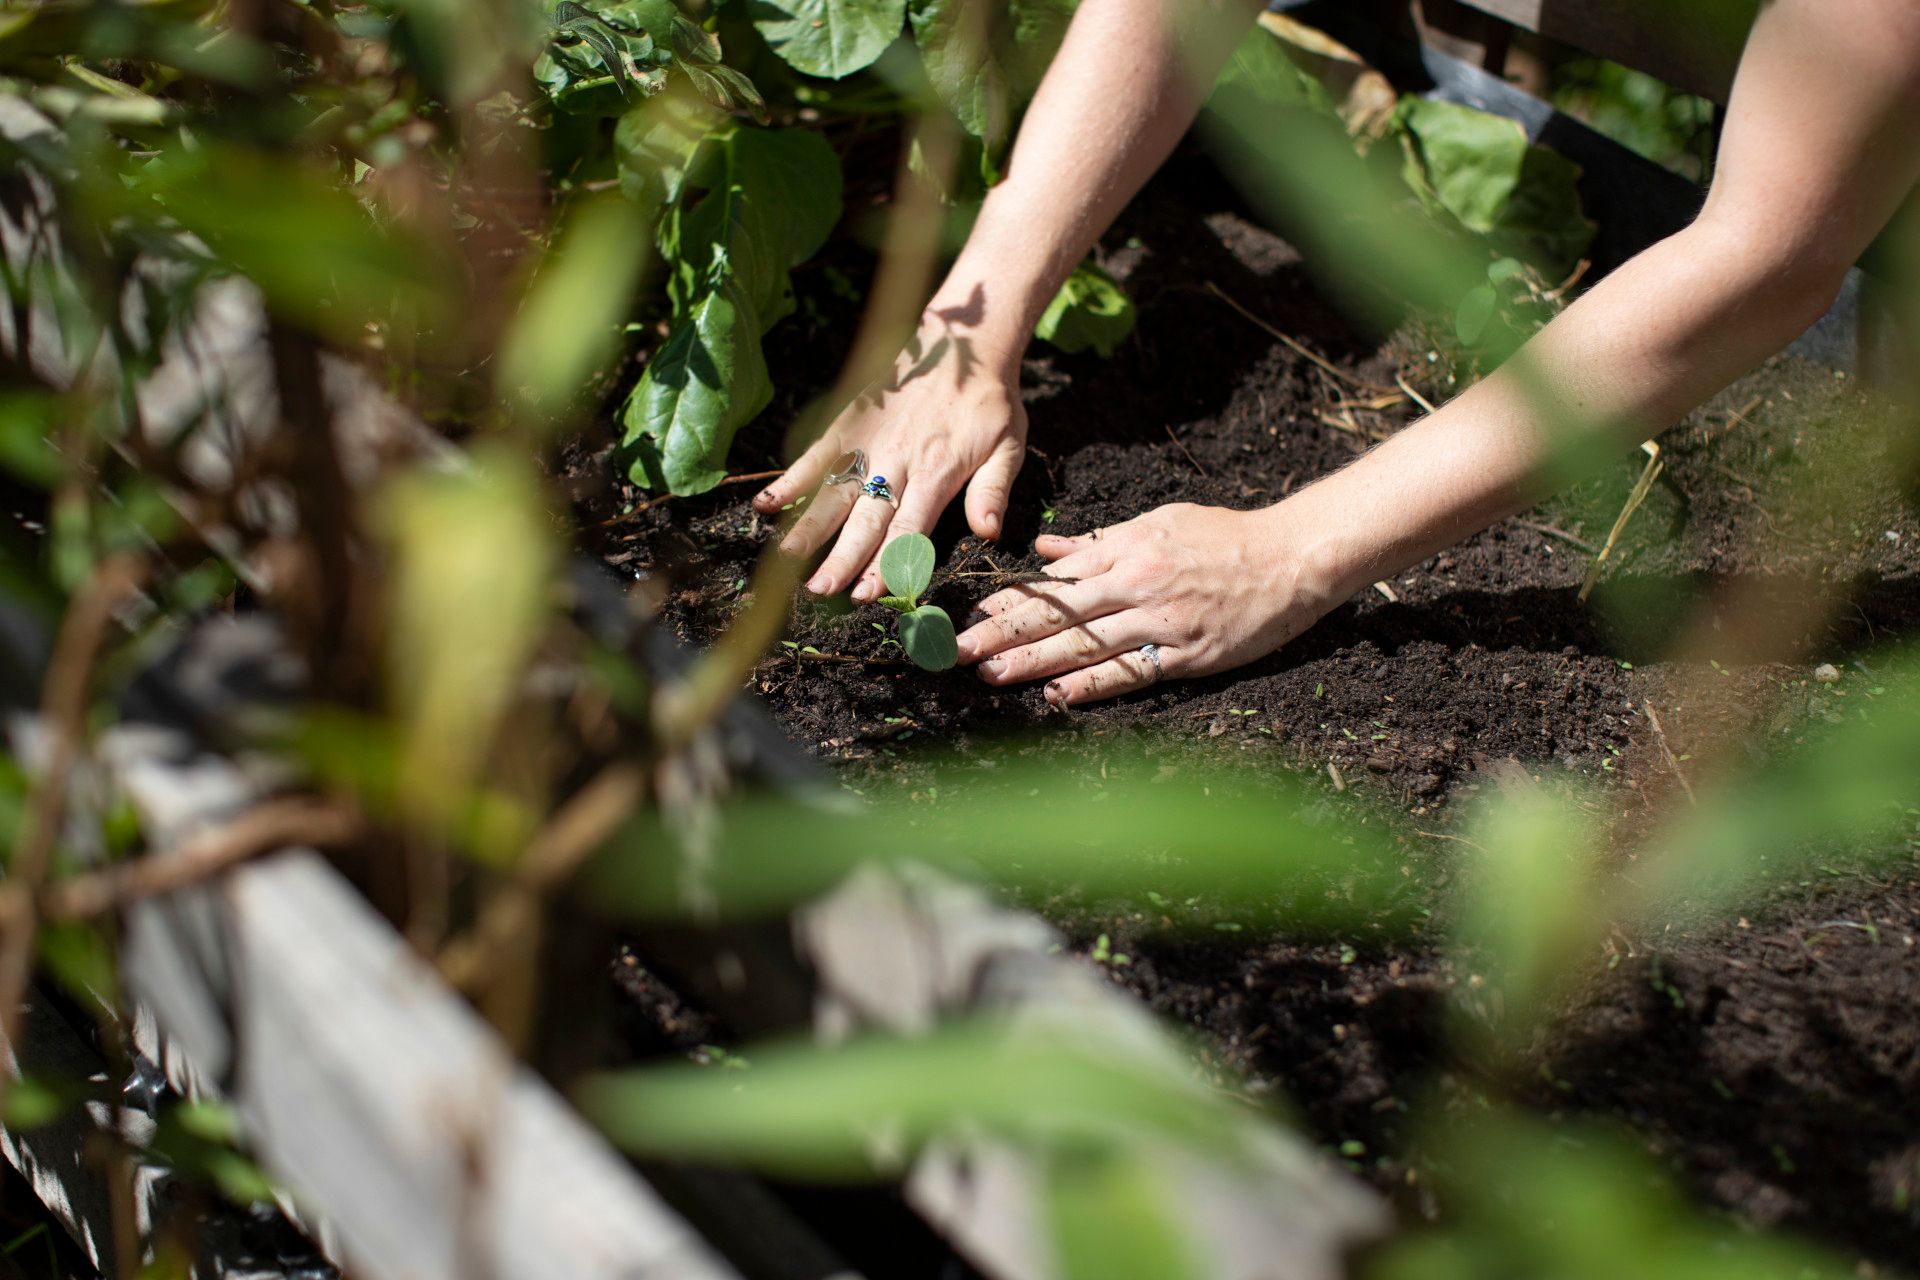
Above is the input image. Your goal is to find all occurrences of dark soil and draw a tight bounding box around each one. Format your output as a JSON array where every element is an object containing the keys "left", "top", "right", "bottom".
[{"left": 578, "top": 140, "right": 1920, "bottom": 1273}]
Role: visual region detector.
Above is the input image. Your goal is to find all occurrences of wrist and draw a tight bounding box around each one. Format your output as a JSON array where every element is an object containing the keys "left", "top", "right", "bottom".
[{"left": 1257, "top": 497, "right": 1351, "bottom": 627}]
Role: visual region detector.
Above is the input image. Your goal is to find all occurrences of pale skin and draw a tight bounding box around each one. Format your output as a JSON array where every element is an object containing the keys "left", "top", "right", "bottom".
[{"left": 758, "top": 0, "right": 1920, "bottom": 705}]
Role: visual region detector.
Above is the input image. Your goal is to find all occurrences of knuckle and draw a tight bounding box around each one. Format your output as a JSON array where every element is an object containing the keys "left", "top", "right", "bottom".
[
  {"left": 1039, "top": 602, "right": 1066, "bottom": 628},
  {"left": 1070, "top": 628, "right": 1101, "bottom": 661}
]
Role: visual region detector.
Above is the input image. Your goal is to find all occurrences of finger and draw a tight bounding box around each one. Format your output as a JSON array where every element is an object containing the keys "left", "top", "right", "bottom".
[
  {"left": 777, "top": 476, "right": 860, "bottom": 558},
  {"left": 807, "top": 479, "right": 904, "bottom": 596},
  {"left": 1035, "top": 526, "right": 1112, "bottom": 560},
  {"left": 1043, "top": 646, "right": 1168, "bottom": 707},
  {"left": 975, "top": 610, "right": 1159, "bottom": 687},
  {"left": 851, "top": 480, "right": 953, "bottom": 604},
  {"left": 964, "top": 436, "right": 1024, "bottom": 542},
  {"left": 956, "top": 577, "right": 1129, "bottom": 664},
  {"left": 754, "top": 430, "right": 846, "bottom": 515}
]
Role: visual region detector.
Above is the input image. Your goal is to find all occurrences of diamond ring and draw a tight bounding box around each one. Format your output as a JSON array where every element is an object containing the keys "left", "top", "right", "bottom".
[
  {"left": 1138, "top": 643, "right": 1163, "bottom": 681},
  {"left": 824, "top": 448, "right": 867, "bottom": 486}
]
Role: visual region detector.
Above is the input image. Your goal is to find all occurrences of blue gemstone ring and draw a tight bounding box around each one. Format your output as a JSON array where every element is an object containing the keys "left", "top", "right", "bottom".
[{"left": 861, "top": 474, "right": 896, "bottom": 506}]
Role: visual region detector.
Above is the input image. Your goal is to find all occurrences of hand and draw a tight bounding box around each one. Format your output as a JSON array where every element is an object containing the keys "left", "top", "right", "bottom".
[
  {"left": 953, "top": 502, "right": 1335, "bottom": 706},
  {"left": 752, "top": 303, "right": 1028, "bottom": 603}
]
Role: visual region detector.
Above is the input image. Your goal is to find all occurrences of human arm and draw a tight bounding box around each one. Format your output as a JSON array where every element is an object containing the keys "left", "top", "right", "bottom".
[
  {"left": 956, "top": 0, "right": 1920, "bottom": 703},
  {"left": 752, "top": 0, "right": 1266, "bottom": 603}
]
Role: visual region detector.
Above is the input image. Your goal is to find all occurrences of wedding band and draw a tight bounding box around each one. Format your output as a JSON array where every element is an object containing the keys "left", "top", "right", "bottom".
[
  {"left": 824, "top": 448, "right": 867, "bottom": 486},
  {"left": 862, "top": 474, "right": 896, "bottom": 506},
  {"left": 1139, "top": 643, "right": 1163, "bottom": 680}
]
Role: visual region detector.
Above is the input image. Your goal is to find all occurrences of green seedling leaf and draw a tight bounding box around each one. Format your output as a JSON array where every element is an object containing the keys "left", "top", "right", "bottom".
[
  {"left": 875, "top": 594, "right": 913, "bottom": 612},
  {"left": 755, "top": 0, "right": 907, "bottom": 79},
  {"left": 899, "top": 604, "right": 957, "bottom": 672},
  {"left": 1047, "top": 1151, "right": 1202, "bottom": 1280},
  {"left": 1036, "top": 260, "right": 1135, "bottom": 358},
  {"left": 878, "top": 532, "right": 936, "bottom": 603}
]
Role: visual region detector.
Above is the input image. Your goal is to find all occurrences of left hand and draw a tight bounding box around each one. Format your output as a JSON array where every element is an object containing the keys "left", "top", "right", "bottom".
[{"left": 954, "top": 502, "right": 1333, "bottom": 706}]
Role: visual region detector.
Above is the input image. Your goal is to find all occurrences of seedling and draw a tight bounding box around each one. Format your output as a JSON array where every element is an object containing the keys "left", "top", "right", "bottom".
[
  {"left": 873, "top": 534, "right": 956, "bottom": 672},
  {"left": 1089, "top": 933, "right": 1131, "bottom": 967}
]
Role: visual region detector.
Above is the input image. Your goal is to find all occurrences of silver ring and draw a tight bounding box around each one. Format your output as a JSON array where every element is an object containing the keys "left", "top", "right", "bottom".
[
  {"left": 824, "top": 448, "right": 867, "bottom": 486},
  {"left": 1138, "top": 643, "right": 1163, "bottom": 681},
  {"left": 861, "top": 474, "right": 896, "bottom": 507}
]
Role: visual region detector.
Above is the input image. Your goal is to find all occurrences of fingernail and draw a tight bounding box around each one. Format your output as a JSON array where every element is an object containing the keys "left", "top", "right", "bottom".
[
  {"left": 983, "top": 515, "right": 1000, "bottom": 539},
  {"left": 805, "top": 573, "right": 829, "bottom": 595},
  {"left": 755, "top": 489, "right": 775, "bottom": 506},
  {"left": 851, "top": 582, "right": 875, "bottom": 603},
  {"left": 954, "top": 638, "right": 976, "bottom": 662},
  {"left": 977, "top": 657, "right": 1004, "bottom": 681},
  {"left": 1044, "top": 680, "right": 1064, "bottom": 704}
]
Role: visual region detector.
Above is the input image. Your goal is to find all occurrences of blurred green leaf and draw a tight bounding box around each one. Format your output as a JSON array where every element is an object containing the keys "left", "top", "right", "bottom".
[
  {"left": 376, "top": 447, "right": 556, "bottom": 859},
  {"left": 578, "top": 1019, "right": 1247, "bottom": 1179},
  {"left": 1047, "top": 1151, "right": 1201, "bottom": 1280},
  {"left": 581, "top": 755, "right": 1417, "bottom": 924},
  {"left": 37, "top": 919, "right": 119, "bottom": 1011},
  {"left": 1, "top": 1074, "right": 75, "bottom": 1130},
  {"left": 118, "top": 143, "right": 455, "bottom": 346},
  {"left": 498, "top": 194, "right": 652, "bottom": 426},
  {"left": 1036, "top": 259, "right": 1135, "bottom": 358},
  {"left": 754, "top": 0, "right": 906, "bottom": 79}
]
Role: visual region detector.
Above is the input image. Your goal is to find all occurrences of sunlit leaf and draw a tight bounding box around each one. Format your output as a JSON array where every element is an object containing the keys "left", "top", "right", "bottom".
[
  {"left": 878, "top": 532, "right": 935, "bottom": 602},
  {"left": 754, "top": 0, "right": 906, "bottom": 80},
  {"left": 1036, "top": 259, "right": 1135, "bottom": 358}
]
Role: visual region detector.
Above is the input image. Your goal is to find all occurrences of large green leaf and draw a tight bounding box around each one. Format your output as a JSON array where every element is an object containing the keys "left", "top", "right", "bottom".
[
  {"left": 752, "top": 0, "right": 906, "bottom": 79},
  {"left": 626, "top": 280, "right": 773, "bottom": 493},
  {"left": 622, "top": 124, "right": 841, "bottom": 493},
  {"left": 908, "top": 0, "right": 1073, "bottom": 162},
  {"left": 1396, "top": 97, "right": 1593, "bottom": 276},
  {"left": 1035, "top": 259, "right": 1133, "bottom": 357},
  {"left": 878, "top": 531, "right": 935, "bottom": 602}
]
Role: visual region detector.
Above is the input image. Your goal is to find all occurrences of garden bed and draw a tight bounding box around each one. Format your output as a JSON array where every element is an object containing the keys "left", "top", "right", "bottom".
[{"left": 580, "top": 141, "right": 1920, "bottom": 1275}]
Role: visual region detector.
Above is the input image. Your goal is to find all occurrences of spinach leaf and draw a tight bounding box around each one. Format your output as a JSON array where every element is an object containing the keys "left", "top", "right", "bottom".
[
  {"left": 752, "top": 0, "right": 907, "bottom": 79},
  {"left": 622, "top": 125, "right": 842, "bottom": 494}
]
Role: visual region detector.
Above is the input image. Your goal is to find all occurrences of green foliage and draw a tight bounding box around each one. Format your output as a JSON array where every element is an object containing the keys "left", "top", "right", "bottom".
[
  {"left": 872, "top": 533, "right": 956, "bottom": 670},
  {"left": 1036, "top": 259, "right": 1135, "bottom": 358},
  {"left": 1552, "top": 58, "right": 1715, "bottom": 182},
  {"left": 622, "top": 124, "right": 842, "bottom": 493},
  {"left": 537, "top": 0, "right": 767, "bottom": 119},
  {"left": 577, "top": 1018, "right": 1245, "bottom": 1178},
  {"left": 908, "top": 0, "right": 1073, "bottom": 171},
  {"left": 1395, "top": 97, "right": 1594, "bottom": 279},
  {"left": 752, "top": 0, "right": 908, "bottom": 80}
]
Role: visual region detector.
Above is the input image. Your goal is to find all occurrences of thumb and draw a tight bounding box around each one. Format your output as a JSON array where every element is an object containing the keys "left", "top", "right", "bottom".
[{"left": 964, "top": 436, "right": 1024, "bottom": 542}]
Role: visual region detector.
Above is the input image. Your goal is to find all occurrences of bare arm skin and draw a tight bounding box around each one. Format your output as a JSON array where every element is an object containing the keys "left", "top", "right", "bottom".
[
  {"left": 958, "top": 0, "right": 1920, "bottom": 704},
  {"left": 752, "top": 0, "right": 1265, "bottom": 603}
]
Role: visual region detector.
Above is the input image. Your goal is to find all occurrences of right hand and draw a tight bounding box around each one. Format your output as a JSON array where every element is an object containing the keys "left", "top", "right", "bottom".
[{"left": 752, "top": 307, "right": 1028, "bottom": 603}]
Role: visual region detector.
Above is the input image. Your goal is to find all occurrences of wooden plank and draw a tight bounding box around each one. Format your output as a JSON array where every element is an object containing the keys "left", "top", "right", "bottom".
[
  {"left": 1454, "top": 0, "right": 1759, "bottom": 101},
  {"left": 102, "top": 712, "right": 743, "bottom": 1280}
]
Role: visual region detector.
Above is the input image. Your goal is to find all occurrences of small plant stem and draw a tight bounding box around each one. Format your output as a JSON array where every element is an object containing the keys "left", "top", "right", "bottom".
[
  {"left": 1164, "top": 423, "right": 1208, "bottom": 476},
  {"left": 1511, "top": 518, "right": 1599, "bottom": 555},
  {"left": 585, "top": 469, "right": 787, "bottom": 528},
  {"left": 1578, "top": 441, "right": 1664, "bottom": 603},
  {"left": 775, "top": 649, "right": 913, "bottom": 667},
  {"left": 1205, "top": 281, "right": 1389, "bottom": 393},
  {"left": 1641, "top": 700, "right": 1697, "bottom": 807},
  {"left": 1394, "top": 372, "right": 1438, "bottom": 416}
]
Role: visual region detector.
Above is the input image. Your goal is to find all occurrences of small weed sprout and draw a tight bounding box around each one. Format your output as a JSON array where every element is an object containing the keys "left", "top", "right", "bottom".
[{"left": 874, "top": 534, "right": 956, "bottom": 671}]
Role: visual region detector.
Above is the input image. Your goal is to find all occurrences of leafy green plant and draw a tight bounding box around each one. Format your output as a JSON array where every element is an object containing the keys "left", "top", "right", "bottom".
[
  {"left": 1036, "top": 259, "right": 1136, "bottom": 357},
  {"left": 873, "top": 533, "right": 956, "bottom": 670}
]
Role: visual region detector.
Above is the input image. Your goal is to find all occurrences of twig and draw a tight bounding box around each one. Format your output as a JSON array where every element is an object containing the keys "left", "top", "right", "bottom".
[
  {"left": 1164, "top": 423, "right": 1208, "bottom": 477},
  {"left": 1511, "top": 518, "right": 1599, "bottom": 555},
  {"left": 1205, "top": 281, "right": 1388, "bottom": 393},
  {"left": 1331, "top": 393, "right": 1405, "bottom": 412},
  {"left": 1578, "top": 441, "right": 1663, "bottom": 604},
  {"left": 583, "top": 469, "right": 787, "bottom": 528},
  {"left": 768, "top": 648, "right": 914, "bottom": 667},
  {"left": 1415, "top": 829, "right": 1487, "bottom": 852},
  {"left": 1394, "top": 372, "right": 1438, "bottom": 416},
  {"left": 43, "top": 797, "right": 363, "bottom": 920},
  {"left": 0, "top": 555, "right": 146, "bottom": 1101},
  {"left": 1641, "top": 701, "right": 1697, "bottom": 807},
  {"left": 1372, "top": 581, "right": 1400, "bottom": 603},
  {"left": 438, "top": 763, "right": 644, "bottom": 991}
]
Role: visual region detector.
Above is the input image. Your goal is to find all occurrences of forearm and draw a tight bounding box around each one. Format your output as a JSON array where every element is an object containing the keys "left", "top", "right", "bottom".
[
  {"left": 1281, "top": 222, "right": 1840, "bottom": 603},
  {"left": 930, "top": 0, "right": 1264, "bottom": 371}
]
